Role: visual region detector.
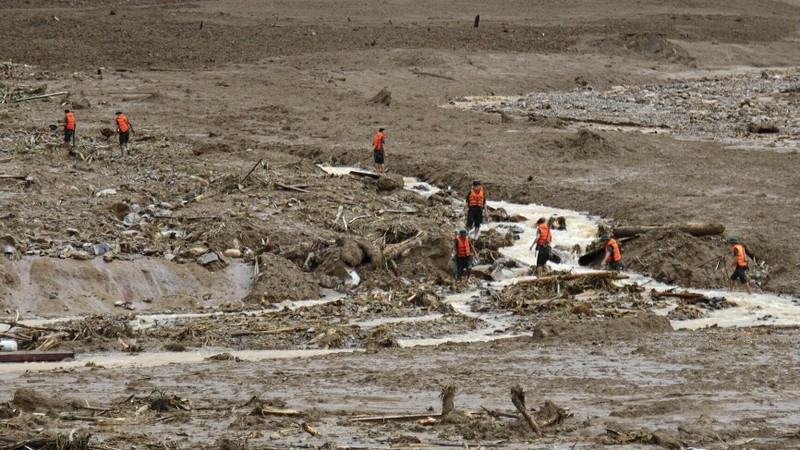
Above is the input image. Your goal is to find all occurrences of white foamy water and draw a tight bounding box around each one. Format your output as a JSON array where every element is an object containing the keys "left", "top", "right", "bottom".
[{"left": 319, "top": 165, "right": 800, "bottom": 330}]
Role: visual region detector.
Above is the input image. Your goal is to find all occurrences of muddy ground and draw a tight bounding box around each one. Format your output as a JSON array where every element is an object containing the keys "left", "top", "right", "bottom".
[{"left": 1, "top": 0, "right": 799, "bottom": 448}]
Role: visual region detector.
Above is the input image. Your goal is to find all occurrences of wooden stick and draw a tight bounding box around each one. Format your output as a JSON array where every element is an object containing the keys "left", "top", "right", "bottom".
[
  {"left": 11, "top": 91, "right": 69, "bottom": 103},
  {"left": 231, "top": 326, "right": 305, "bottom": 337},
  {"left": 240, "top": 158, "right": 263, "bottom": 184},
  {"left": 510, "top": 385, "right": 542, "bottom": 436},
  {"left": 350, "top": 413, "right": 442, "bottom": 423},
  {"left": 275, "top": 182, "right": 309, "bottom": 193},
  {"left": 481, "top": 406, "right": 518, "bottom": 419},
  {"left": 383, "top": 231, "right": 425, "bottom": 260}
]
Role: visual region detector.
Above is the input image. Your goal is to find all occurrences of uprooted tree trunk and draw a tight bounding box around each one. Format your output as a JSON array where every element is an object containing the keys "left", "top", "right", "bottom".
[
  {"left": 612, "top": 223, "right": 724, "bottom": 239},
  {"left": 510, "top": 384, "right": 542, "bottom": 436},
  {"left": 383, "top": 231, "right": 425, "bottom": 260},
  {"left": 440, "top": 384, "right": 457, "bottom": 416}
]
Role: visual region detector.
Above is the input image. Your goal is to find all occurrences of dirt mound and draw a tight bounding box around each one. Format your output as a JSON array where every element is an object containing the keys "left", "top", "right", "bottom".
[
  {"left": 622, "top": 33, "right": 692, "bottom": 62},
  {"left": 246, "top": 253, "right": 320, "bottom": 304},
  {"left": 12, "top": 388, "right": 68, "bottom": 412},
  {"left": 565, "top": 129, "right": 617, "bottom": 159},
  {"left": 622, "top": 230, "right": 730, "bottom": 289},
  {"left": 532, "top": 312, "right": 672, "bottom": 342}
]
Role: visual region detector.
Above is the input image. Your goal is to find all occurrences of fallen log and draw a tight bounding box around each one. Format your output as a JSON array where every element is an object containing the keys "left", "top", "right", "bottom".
[
  {"left": 652, "top": 290, "right": 705, "bottom": 300},
  {"left": 577, "top": 236, "right": 637, "bottom": 266},
  {"left": 0, "top": 351, "right": 74, "bottom": 363},
  {"left": 383, "top": 231, "right": 425, "bottom": 260},
  {"left": 612, "top": 223, "right": 724, "bottom": 239},
  {"left": 350, "top": 413, "right": 441, "bottom": 423},
  {"left": 515, "top": 271, "right": 628, "bottom": 285},
  {"left": 230, "top": 326, "right": 305, "bottom": 337}
]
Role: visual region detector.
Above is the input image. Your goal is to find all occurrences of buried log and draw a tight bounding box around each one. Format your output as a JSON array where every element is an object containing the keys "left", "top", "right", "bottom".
[
  {"left": 652, "top": 290, "right": 705, "bottom": 300},
  {"left": 383, "top": 231, "right": 425, "bottom": 260},
  {"left": 0, "top": 351, "right": 74, "bottom": 363},
  {"left": 515, "top": 271, "right": 628, "bottom": 285},
  {"left": 440, "top": 384, "right": 457, "bottom": 416},
  {"left": 510, "top": 384, "right": 542, "bottom": 436},
  {"left": 612, "top": 223, "right": 724, "bottom": 239}
]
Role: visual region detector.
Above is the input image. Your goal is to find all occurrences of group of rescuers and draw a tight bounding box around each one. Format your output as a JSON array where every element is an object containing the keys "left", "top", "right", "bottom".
[
  {"left": 374, "top": 128, "right": 754, "bottom": 293},
  {"left": 60, "top": 108, "right": 134, "bottom": 154}
]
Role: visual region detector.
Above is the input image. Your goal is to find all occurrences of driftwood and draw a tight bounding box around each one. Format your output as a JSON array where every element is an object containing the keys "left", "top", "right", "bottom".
[
  {"left": 0, "top": 351, "right": 74, "bottom": 363},
  {"left": 350, "top": 413, "right": 440, "bottom": 423},
  {"left": 250, "top": 406, "right": 305, "bottom": 417},
  {"left": 510, "top": 385, "right": 542, "bottom": 436},
  {"left": 440, "top": 384, "right": 456, "bottom": 416},
  {"left": 652, "top": 290, "right": 705, "bottom": 300},
  {"left": 481, "top": 406, "right": 518, "bottom": 419},
  {"left": 515, "top": 271, "right": 628, "bottom": 285},
  {"left": 613, "top": 223, "right": 724, "bottom": 238},
  {"left": 230, "top": 326, "right": 305, "bottom": 337},
  {"left": 383, "top": 231, "right": 425, "bottom": 260}
]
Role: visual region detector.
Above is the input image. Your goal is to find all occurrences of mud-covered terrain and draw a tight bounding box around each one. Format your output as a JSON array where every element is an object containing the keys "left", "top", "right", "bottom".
[{"left": 1, "top": 0, "right": 799, "bottom": 448}]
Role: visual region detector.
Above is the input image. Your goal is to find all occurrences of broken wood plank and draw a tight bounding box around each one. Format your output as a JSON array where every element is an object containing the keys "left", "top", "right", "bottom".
[
  {"left": 0, "top": 351, "right": 74, "bottom": 363},
  {"left": 515, "top": 271, "right": 628, "bottom": 285},
  {"left": 613, "top": 223, "right": 725, "bottom": 238},
  {"left": 11, "top": 91, "right": 69, "bottom": 103},
  {"left": 350, "top": 413, "right": 442, "bottom": 423},
  {"left": 0, "top": 174, "right": 28, "bottom": 181},
  {"left": 275, "top": 182, "right": 309, "bottom": 193},
  {"left": 348, "top": 169, "right": 380, "bottom": 179}
]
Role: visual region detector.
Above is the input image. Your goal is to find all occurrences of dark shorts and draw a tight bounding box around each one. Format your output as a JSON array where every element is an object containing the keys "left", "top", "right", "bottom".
[
  {"left": 373, "top": 150, "right": 384, "bottom": 164},
  {"left": 466, "top": 206, "right": 483, "bottom": 229},
  {"left": 64, "top": 129, "right": 74, "bottom": 143},
  {"left": 609, "top": 261, "right": 622, "bottom": 272},
  {"left": 536, "top": 245, "right": 550, "bottom": 267},
  {"left": 731, "top": 265, "right": 748, "bottom": 284},
  {"left": 455, "top": 256, "right": 471, "bottom": 277},
  {"left": 119, "top": 130, "right": 130, "bottom": 145}
]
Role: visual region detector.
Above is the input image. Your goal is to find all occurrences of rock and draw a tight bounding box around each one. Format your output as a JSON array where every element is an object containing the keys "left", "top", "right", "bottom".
[
  {"left": 93, "top": 243, "right": 112, "bottom": 256},
  {"left": 340, "top": 240, "right": 364, "bottom": 267},
  {"left": 189, "top": 246, "right": 208, "bottom": 257},
  {"left": 376, "top": 174, "right": 404, "bottom": 191},
  {"left": 123, "top": 212, "right": 142, "bottom": 226},
  {"left": 223, "top": 248, "right": 242, "bottom": 258},
  {"left": 370, "top": 87, "right": 392, "bottom": 106},
  {"left": 470, "top": 265, "right": 494, "bottom": 280},
  {"left": 71, "top": 250, "right": 92, "bottom": 260},
  {"left": 66, "top": 228, "right": 80, "bottom": 236},
  {"left": 95, "top": 188, "right": 117, "bottom": 197},
  {"left": 198, "top": 252, "right": 220, "bottom": 265},
  {"left": 318, "top": 275, "right": 338, "bottom": 289},
  {"left": 509, "top": 214, "right": 528, "bottom": 222}
]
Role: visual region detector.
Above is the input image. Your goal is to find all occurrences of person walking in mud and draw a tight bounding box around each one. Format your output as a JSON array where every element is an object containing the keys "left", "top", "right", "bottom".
[
  {"left": 115, "top": 109, "right": 134, "bottom": 155},
  {"left": 726, "top": 237, "right": 753, "bottom": 294},
  {"left": 599, "top": 234, "right": 622, "bottom": 271},
  {"left": 453, "top": 228, "right": 473, "bottom": 283},
  {"left": 373, "top": 127, "right": 386, "bottom": 175},
  {"left": 464, "top": 180, "right": 486, "bottom": 240},
  {"left": 529, "top": 217, "right": 552, "bottom": 276},
  {"left": 62, "top": 109, "right": 76, "bottom": 147}
]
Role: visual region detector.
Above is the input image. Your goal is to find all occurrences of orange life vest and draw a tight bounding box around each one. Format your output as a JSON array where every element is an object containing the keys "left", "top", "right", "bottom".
[
  {"left": 373, "top": 131, "right": 384, "bottom": 151},
  {"left": 732, "top": 243, "right": 747, "bottom": 267},
  {"left": 116, "top": 114, "right": 130, "bottom": 133},
  {"left": 537, "top": 223, "right": 552, "bottom": 246},
  {"left": 468, "top": 186, "right": 485, "bottom": 207},
  {"left": 64, "top": 112, "right": 76, "bottom": 130},
  {"left": 455, "top": 236, "right": 471, "bottom": 257},
  {"left": 606, "top": 238, "right": 621, "bottom": 262}
]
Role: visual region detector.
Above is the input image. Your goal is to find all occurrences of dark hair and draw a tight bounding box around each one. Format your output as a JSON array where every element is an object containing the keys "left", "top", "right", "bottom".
[
  {"left": 537, "top": 217, "right": 546, "bottom": 224},
  {"left": 64, "top": 109, "right": 70, "bottom": 113},
  {"left": 378, "top": 128, "right": 385, "bottom": 132},
  {"left": 472, "top": 180, "right": 480, "bottom": 186}
]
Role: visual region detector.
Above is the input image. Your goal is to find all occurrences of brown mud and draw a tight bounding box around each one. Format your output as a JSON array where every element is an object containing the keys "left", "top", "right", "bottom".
[{"left": 1, "top": 0, "right": 799, "bottom": 448}]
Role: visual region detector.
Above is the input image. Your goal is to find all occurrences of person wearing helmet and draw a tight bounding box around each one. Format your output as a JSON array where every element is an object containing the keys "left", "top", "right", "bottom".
[
  {"left": 464, "top": 180, "right": 486, "bottom": 240},
  {"left": 372, "top": 128, "right": 386, "bottom": 175},
  {"left": 115, "top": 110, "right": 134, "bottom": 155},
  {"left": 529, "top": 217, "right": 552, "bottom": 276},
  {"left": 599, "top": 234, "right": 622, "bottom": 271},
  {"left": 452, "top": 228, "right": 472, "bottom": 283},
  {"left": 726, "top": 237, "right": 753, "bottom": 294},
  {"left": 62, "top": 109, "right": 76, "bottom": 147}
]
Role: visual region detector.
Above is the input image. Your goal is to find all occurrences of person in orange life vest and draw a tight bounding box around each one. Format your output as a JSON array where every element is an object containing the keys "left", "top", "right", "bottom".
[
  {"left": 373, "top": 128, "right": 386, "bottom": 175},
  {"left": 528, "top": 217, "right": 552, "bottom": 276},
  {"left": 62, "top": 109, "right": 76, "bottom": 146},
  {"left": 115, "top": 110, "right": 134, "bottom": 155},
  {"left": 726, "top": 237, "right": 753, "bottom": 294},
  {"left": 452, "top": 228, "right": 472, "bottom": 282},
  {"left": 464, "top": 180, "right": 486, "bottom": 240},
  {"left": 599, "top": 234, "right": 622, "bottom": 271}
]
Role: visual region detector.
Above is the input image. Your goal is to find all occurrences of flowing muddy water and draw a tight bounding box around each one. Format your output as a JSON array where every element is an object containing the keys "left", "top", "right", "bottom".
[{"left": 2, "top": 167, "right": 797, "bottom": 374}]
